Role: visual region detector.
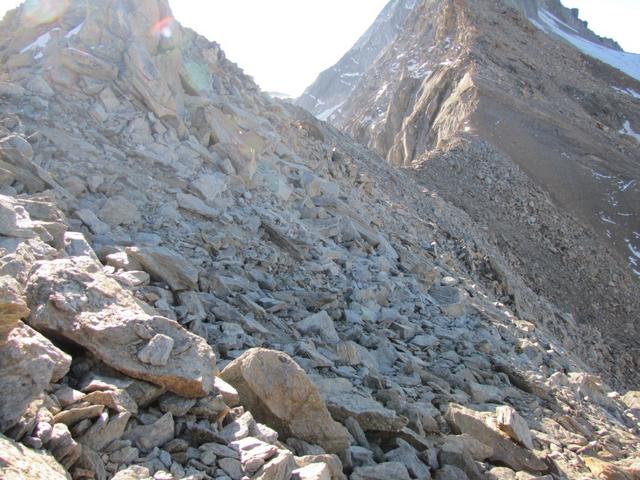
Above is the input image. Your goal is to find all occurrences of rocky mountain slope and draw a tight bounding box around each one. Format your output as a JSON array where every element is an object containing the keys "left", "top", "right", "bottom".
[
  {"left": 297, "top": 0, "right": 640, "bottom": 388},
  {"left": 1, "top": 0, "right": 639, "bottom": 479}
]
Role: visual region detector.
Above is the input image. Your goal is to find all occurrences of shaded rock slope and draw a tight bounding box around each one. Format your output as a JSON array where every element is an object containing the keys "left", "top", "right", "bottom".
[
  {"left": 297, "top": 0, "right": 640, "bottom": 390},
  {"left": 0, "top": 0, "right": 639, "bottom": 479}
]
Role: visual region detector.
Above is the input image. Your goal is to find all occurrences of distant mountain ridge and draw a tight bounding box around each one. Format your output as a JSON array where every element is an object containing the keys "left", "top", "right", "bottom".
[{"left": 297, "top": 0, "right": 640, "bottom": 388}]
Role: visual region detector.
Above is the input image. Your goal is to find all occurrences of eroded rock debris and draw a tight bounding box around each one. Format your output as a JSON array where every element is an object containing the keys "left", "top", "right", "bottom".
[{"left": 0, "top": 0, "right": 638, "bottom": 479}]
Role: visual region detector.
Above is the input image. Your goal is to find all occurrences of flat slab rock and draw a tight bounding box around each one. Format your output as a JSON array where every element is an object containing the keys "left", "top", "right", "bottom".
[
  {"left": 0, "top": 433, "right": 70, "bottom": 480},
  {"left": 445, "top": 404, "right": 547, "bottom": 473},
  {"left": 312, "top": 376, "right": 408, "bottom": 432},
  {"left": 220, "top": 348, "right": 351, "bottom": 453},
  {"left": 25, "top": 256, "right": 216, "bottom": 398}
]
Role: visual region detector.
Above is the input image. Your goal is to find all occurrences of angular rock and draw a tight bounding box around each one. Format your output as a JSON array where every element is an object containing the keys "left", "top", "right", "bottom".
[
  {"left": 0, "top": 275, "right": 29, "bottom": 327},
  {"left": 0, "top": 321, "right": 71, "bottom": 431},
  {"left": 25, "top": 256, "right": 216, "bottom": 397},
  {"left": 229, "top": 436, "right": 278, "bottom": 474},
  {"left": 295, "top": 454, "right": 347, "bottom": 480},
  {"left": 439, "top": 443, "right": 483, "bottom": 480},
  {"left": 434, "top": 465, "right": 470, "bottom": 480},
  {"left": 445, "top": 404, "right": 547, "bottom": 473},
  {"left": 219, "top": 457, "right": 243, "bottom": 479},
  {"left": 83, "top": 389, "right": 138, "bottom": 414},
  {"left": 124, "top": 412, "right": 174, "bottom": 452},
  {"left": 214, "top": 376, "right": 240, "bottom": 407},
  {"left": 496, "top": 406, "right": 534, "bottom": 450},
  {"left": 98, "top": 196, "right": 141, "bottom": 226},
  {"left": 442, "top": 434, "right": 494, "bottom": 461},
  {"left": 351, "top": 462, "right": 411, "bottom": 480},
  {"left": 176, "top": 192, "right": 219, "bottom": 219},
  {"left": 111, "top": 465, "right": 153, "bottom": 480},
  {"left": 158, "top": 392, "right": 197, "bottom": 417},
  {"left": 313, "top": 376, "right": 408, "bottom": 432},
  {"left": 52, "top": 405, "right": 105, "bottom": 427},
  {"left": 292, "top": 463, "right": 332, "bottom": 480},
  {"left": 253, "top": 450, "right": 297, "bottom": 480},
  {"left": 76, "top": 411, "right": 131, "bottom": 451},
  {"left": 137, "top": 333, "right": 174, "bottom": 366},
  {"left": 126, "top": 246, "right": 198, "bottom": 291},
  {"left": 0, "top": 433, "right": 70, "bottom": 480},
  {"left": 46, "top": 423, "right": 81, "bottom": 469},
  {"left": 189, "top": 394, "right": 229, "bottom": 421},
  {"left": 220, "top": 348, "right": 351, "bottom": 453},
  {"left": 384, "top": 438, "right": 431, "bottom": 479},
  {"left": 297, "top": 310, "right": 340, "bottom": 344},
  {"left": 190, "top": 172, "right": 229, "bottom": 203}
]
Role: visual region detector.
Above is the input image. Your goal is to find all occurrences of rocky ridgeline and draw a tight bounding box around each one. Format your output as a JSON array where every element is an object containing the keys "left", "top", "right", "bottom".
[{"left": 0, "top": 0, "right": 639, "bottom": 479}]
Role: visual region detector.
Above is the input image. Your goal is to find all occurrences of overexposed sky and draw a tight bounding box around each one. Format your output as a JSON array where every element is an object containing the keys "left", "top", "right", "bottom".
[{"left": 1, "top": 0, "right": 638, "bottom": 96}]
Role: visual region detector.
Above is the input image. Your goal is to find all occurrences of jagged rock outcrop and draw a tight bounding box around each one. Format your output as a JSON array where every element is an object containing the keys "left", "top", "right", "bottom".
[
  {"left": 297, "top": 0, "right": 640, "bottom": 389},
  {"left": 0, "top": 0, "right": 639, "bottom": 479}
]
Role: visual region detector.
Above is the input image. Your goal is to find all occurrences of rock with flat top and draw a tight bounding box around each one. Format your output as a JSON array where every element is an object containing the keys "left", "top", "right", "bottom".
[
  {"left": 445, "top": 404, "right": 547, "bottom": 473},
  {"left": 26, "top": 256, "right": 215, "bottom": 397},
  {"left": 220, "top": 348, "right": 351, "bottom": 453}
]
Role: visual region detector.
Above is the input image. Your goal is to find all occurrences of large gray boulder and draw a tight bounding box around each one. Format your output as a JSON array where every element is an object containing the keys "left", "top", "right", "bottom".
[{"left": 25, "top": 256, "right": 216, "bottom": 398}]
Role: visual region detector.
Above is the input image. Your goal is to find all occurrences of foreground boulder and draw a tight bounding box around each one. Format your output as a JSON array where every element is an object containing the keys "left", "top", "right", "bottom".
[
  {"left": 0, "top": 433, "right": 70, "bottom": 479},
  {"left": 25, "top": 256, "right": 216, "bottom": 397},
  {"left": 445, "top": 404, "right": 547, "bottom": 473},
  {"left": 220, "top": 348, "right": 351, "bottom": 453}
]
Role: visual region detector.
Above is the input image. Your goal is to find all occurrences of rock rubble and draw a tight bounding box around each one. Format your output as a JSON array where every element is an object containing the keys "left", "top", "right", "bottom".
[{"left": 0, "top": 0, "right": 638, "bottom": 479}]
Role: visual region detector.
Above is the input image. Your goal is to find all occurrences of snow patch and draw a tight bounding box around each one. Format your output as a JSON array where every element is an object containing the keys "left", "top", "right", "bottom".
[
  {"left": 65, "top": 21, "right": 84, "bottom": 38},
  {"left": 619, "top": 120, "right": 640, "bottom": 143},
  {"left": 535, "top": 10, "right": 640, "bottom": 82},
  {"left": 599, "top": 214, "right": 616, "bottom": 225},
  {"left": 619, "top": 179, "right": 636, "bottom": 192},
  {"left": 626, "top": 239, "right": 640, "bottom": 277},
  {"left": 20, "top": 28, "right": 59, "bottom": 53},
  {"left": 612, "top": 86, "right": 640, "bottom": 99},
  {"left": 317, "top": 101, "right": 345, "bottom": 122}
]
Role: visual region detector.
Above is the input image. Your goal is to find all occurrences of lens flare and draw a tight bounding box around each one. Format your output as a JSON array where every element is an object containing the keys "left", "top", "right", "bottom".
[
  {"left": 22, "top": 0, "right": 69, "bottom": 26},
  {"left": 151, "top": 16, "right": 174, "bottom": 39}
]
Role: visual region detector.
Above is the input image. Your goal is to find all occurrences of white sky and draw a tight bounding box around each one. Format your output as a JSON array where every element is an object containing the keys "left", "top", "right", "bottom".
[{"left": 1, "top": 0, "right": 639, "bottom": 96}]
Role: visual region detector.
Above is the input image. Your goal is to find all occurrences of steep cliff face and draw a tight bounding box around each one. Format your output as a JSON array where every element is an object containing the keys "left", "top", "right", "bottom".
[
  {"left": 297, "top": 0, "right": 640, "bottom": 385},
  {"left": 1, "top": 0, "right": 640, "bottom": 478}
]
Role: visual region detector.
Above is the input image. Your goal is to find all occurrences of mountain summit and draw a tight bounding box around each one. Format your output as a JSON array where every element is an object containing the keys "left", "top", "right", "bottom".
[{"left": 0, "top": 0, "right": 639, "bottom": 478}]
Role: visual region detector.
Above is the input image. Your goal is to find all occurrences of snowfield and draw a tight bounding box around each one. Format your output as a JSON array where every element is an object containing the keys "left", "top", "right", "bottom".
[{"left": 532, "top": 10, "right": 640, "bottom": 82}]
